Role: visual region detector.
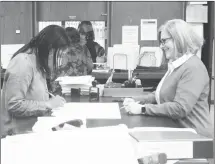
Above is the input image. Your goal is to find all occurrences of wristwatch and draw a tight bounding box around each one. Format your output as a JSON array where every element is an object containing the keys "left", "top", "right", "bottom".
[{"left": 141, "top": 106, "right": 146, "bottom": 114}]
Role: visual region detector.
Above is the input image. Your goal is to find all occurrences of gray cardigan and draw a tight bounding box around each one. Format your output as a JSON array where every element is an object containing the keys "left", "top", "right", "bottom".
[
  {"left": 1, "top": 53, "right": 51, "bottom": 136},
  {"left": 143, "top": 56, "right": 213, "bottom": 138}
]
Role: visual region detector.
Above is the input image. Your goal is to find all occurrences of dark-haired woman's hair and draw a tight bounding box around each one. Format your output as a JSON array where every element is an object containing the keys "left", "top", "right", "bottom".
[
  {"left": 78, "top": 21, "right": 95, "bottom": 41},
  {"left": 12, "top": 25, "right": 70, "bottom": 76},
  {"left": 65, "top": 27, "right": 80, "bottom": 43}
]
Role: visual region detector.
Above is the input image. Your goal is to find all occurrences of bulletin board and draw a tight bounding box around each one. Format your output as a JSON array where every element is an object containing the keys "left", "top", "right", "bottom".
[{"left": 110, "top": 2, "right": 184, "bottom": 47}]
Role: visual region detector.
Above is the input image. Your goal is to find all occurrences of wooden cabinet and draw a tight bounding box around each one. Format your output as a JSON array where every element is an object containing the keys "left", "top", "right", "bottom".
[{"left": 37, "top": 2, "right": 107, "bottom": 21}]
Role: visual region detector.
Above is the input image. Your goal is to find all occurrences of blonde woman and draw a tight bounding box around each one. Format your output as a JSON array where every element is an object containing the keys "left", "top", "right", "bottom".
[{"left": 124, "top": 19, "right": 213, "bottom": 138}]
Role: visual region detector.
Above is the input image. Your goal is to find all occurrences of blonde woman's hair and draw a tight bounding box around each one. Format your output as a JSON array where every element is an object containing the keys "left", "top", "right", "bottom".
[{"left": 159, "top": 19, "right": 204, "bottom": 58}]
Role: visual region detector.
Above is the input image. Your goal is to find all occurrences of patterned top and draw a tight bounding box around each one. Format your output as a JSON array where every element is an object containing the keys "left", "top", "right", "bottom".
[
  {"left": 48, "top": 43, "right": 93, "bottom": 95},
  {"left": 56, "top": 43, "right": 93, "bottom": 77}
]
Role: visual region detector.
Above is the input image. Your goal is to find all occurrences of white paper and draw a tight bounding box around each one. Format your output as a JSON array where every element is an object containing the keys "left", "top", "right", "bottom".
[
  {"left": 189, "top": 1, "right": 207, "bottom": 5},
  {"left": 1, "top": 44, "right": 25, "bottom": 69},
  {"left": 65, "top": 21, "right": 80, "bottom": 29},
  {"left": 52, "top": 102, "right": 121, "bottom": 119},
  {"left": 122, "top": 26, "right": 138, "bottom": 45},
  {"left": 110, "top": 44, "right": 140, "bottom": 70},
  {"left": 56, "top": 75, "right": 94, "bottom": 85},
  {"left": 141, "top": 19, "right": 157, "bottom": 40},
  {"left": 38, "top": 21, "right": 62, "bottom": 32},
  {"left": 186, "top": 5, "right": 208, "bottom": 23},
  {"left": 189, "top": 23, "right": 204, "bottom": 59},
  {"left": 139, "top": 47, "right": 163, "bottom": 67},
  {"left": 166, "top": 160, "right": 179, "bottom": 164},
  {"left": 2, "top": 126, "right": 138, "bottom": 164},
  {"left": 55, "top": 76, "right": 95, "bottom": 94},
  {"left": 92, "top": 69, "right": 109, "bottom": 73},
  {"left": 129, "top": 127, "right": 197, "bottom": 134}
]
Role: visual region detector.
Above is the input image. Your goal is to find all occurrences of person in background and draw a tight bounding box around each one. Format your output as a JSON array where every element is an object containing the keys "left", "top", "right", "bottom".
[
  {"left": 1, "top": 25, "right": 70, "bottom": 137},
  {"left": 78, "top": 21, "right": 106, "bottom": 63},
  {"left": 55, "top": 27, "right": 93, "bottom": 77},
  {"left": 123, "top": 19, "right": 213, "bottom": 138}
]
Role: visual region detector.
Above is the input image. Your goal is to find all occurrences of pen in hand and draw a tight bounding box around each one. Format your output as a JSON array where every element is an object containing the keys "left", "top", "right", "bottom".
[
  {"left": 46, "top": 91, "right": 66, "bottom": 109},
  {"left": 47, "top": 91, "right": 55, "bottom": 98},
  {"left": 120, "top": 106, "right": 125, "bottom": 110}
]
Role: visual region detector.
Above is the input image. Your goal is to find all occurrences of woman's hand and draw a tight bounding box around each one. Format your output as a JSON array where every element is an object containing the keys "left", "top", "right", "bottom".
[
  {"left": 124, "top": 102, "right": 144, "bottom": 115},
  {"left": 45, "top": 95, "right": 66, "bottom": 110},
  {"left": 132, "top": 95, "right": 147, "bottom": 104},
  {"left": 123, "top": 98, "right": 135, "bottom": 107},
  {"left": 96, "top": 56, "right": 106, "bottom": 63}
]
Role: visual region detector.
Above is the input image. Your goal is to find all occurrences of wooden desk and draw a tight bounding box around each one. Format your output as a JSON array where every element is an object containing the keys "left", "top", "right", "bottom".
[
  {"left": 65, "top": 96, "right": 180, "bottom": 129},
  {"left": 63, "top": 96, "right": 213, "bottom": 161}
]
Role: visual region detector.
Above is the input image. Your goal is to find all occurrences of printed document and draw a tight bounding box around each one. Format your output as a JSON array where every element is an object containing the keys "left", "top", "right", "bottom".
[{"left": 52, "top": 102, "right": 121, "bottom": 119}]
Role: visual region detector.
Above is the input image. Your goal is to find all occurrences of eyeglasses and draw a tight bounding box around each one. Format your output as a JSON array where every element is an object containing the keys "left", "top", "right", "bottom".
[
  {"left": 79, "top": 31, "right": 87, "bottom": 35},
  {"left": 160, "top": 37, "right": 172, "bottom": 45}
]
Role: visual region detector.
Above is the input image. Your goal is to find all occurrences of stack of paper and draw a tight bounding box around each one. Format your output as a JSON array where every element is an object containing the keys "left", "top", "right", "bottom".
[
  {"left": 52, "top": 102, "right": 121, "bottom": 120},
  {"left": 55, "top": 75, "right": 95, "bottom": 94}
]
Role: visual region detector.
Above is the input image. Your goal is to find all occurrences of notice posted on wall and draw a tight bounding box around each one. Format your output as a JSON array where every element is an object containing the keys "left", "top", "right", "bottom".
[
  {"left": 38, "top": 21, "right": 62, "bottom": 32},
  {"left": 140, "top": 19, "right": 157, "bottom": 41},
  {"left": 122, "top": 26, "right": 138, "bottom": 45},
  {"left": 188, "top": 23, "right": 204, "bottom": 59}
]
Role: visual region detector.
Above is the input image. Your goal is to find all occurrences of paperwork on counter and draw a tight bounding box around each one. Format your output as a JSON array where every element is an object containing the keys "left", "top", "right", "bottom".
[
  {"left": 55, "top": 75, "right": 95, "bottom": 94},
  {"left": 2, "top": 124, "right": 212, "bottom": 163},
  {"left": 2, "top": 125, "right": 138, "bottom": 164},
  {"left": 52, "top": 102, "right": 121, "bottom": 119}
]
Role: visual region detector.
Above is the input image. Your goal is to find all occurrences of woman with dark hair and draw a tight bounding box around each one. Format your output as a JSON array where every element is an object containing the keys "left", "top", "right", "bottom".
[
  {"left": 78, "top": 21, "right": 106, "bottom": 63},
  {"left": 1, "top": 25, "right": 70, "bottom": 136},
  {"left": 55, "top": 27, "right": 93, "bottom": 77}
]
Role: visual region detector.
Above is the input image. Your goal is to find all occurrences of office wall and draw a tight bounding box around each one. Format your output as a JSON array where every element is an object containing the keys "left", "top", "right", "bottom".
[
  {"left": 37, "top": 2, "right": 107, "bottom": 21},
  {"left": 0, "top": 2, "right": 32, "bottom": 44},
  {"left": 211, "top": 39, "right": 214, "bottom": 103},
  {"left": 110, "top": 2, "right": 184, "bottom": 47}
]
